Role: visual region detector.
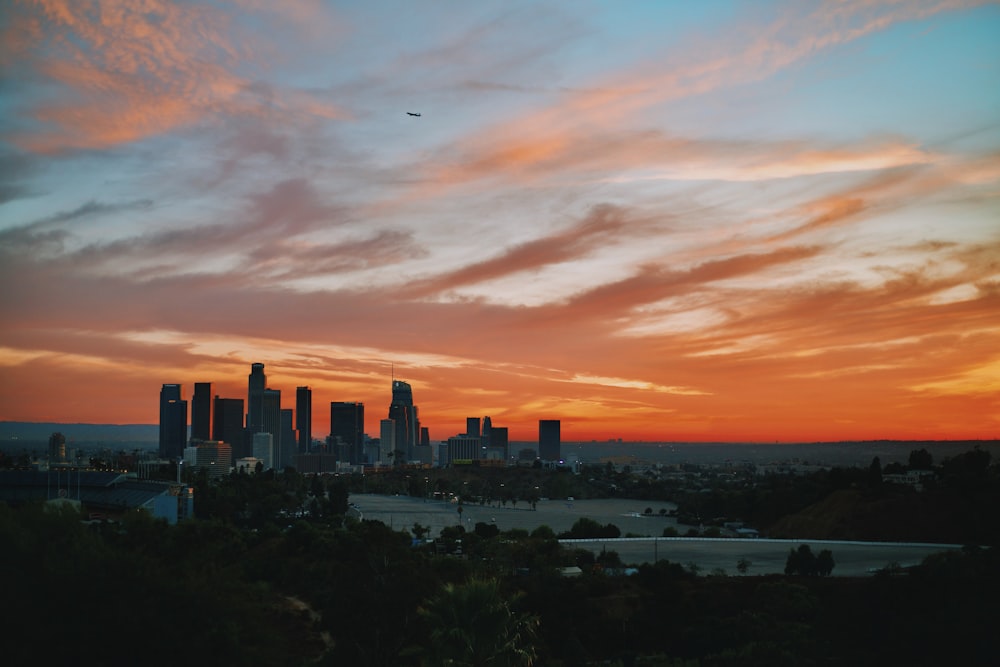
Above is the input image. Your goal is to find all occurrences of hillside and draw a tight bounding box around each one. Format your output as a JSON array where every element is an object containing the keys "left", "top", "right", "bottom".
[{"left": 765, "top": 486, "right": 985, "bottom": 545}]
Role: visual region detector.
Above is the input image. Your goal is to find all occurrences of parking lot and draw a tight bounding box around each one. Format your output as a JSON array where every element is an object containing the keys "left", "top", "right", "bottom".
[{"left": 348, "top": 493, "right": 963, "bottom": 576}]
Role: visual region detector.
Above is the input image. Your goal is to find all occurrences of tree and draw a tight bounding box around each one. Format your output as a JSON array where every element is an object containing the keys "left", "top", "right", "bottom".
[
  {"left": 785, "top": 544, "right": 835, "bottom": 576},
  {"left": 414, "top": 578, "right": 539, "bottom": 666},
  {"left": 816, "top": 549, "right": 835, "bottom": 576},
  {"left": 867, "top": 456, "right": 883, "bottom": 490},
  {"left": 908, "top": 448, "right": 934, "bottom": 470}
]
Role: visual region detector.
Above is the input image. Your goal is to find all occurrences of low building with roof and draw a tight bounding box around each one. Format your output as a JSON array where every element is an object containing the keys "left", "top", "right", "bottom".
[{"left": 0, "top": 470, "right": 193, "bottom": 524}]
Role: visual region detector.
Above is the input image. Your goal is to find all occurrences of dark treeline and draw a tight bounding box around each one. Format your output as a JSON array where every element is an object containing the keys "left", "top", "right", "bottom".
[
  {"left": 4, "top": 446, "right": 999, "bottom": 665},
  {"left": 4, "top": 500, "right": 999, "bottom": 666}
]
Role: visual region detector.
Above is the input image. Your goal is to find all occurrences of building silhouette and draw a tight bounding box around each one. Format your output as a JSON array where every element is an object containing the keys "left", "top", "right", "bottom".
[
  {"left": 246, "top": 363, "right": 266, "bottom": 436},
  {"left": 296, "top": 386, "right": 312, "bottom": 454},
  {"left": 252, "top": 432, "right": 274, "bottom": 470},
  {"left": 380, "top": 418, "right": 395, "bottom": 464},
  {"left": 490, "top": 426, "right": 509, "bottom": 462},
  {"left": 191, "top": 382, "right": 212, "bottom": 442},
  {"left": 261, "top": 388, "right": 281, "bottom": 461},
  {"left": 466, "top": 417, "right": 481, "bottom": 438},
  {"left": 213, "top": 396, "right": 245, "bottom": 463},
  {"left": 280, "top": 408, "right": 295, "bottom": 470},
  {"left": 48, "top": 432, "right": 67, "bottom": 463},
  {"left": 388, "top": 380, "right": 419, "bottom": 462},
  {"left": 330, "top": 402, "right": 365, "bottom": 464},
  {"left": 539, "top": 419, "right": 561, "bottom": 462},
  {"left": 159, "top": 384, "right": 187, "bottom": 461}
]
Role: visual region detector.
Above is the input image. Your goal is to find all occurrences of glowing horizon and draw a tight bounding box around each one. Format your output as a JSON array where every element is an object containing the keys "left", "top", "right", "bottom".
[{"left": 1, "top": 1, "right": 998, "bottom": 443}]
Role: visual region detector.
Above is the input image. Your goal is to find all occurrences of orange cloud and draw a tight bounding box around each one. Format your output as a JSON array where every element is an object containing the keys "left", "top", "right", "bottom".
[{"left": 6, "top": 0, "right": 345, "bottom": 153}]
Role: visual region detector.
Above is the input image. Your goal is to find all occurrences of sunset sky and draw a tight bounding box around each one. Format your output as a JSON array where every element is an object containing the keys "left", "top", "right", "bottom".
[{"left": 1, "top": 1, "right": 999, "bottom": 443}]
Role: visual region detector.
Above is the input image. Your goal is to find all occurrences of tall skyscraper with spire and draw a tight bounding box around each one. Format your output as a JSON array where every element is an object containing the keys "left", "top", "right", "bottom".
[{"left": 388, "top": 380, "right": 419, "bottom": 462}]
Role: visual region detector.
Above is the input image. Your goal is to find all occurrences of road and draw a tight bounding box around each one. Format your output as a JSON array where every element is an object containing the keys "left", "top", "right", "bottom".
[{"left": 348, "top": 493, "right": 964, "bottom": 576}]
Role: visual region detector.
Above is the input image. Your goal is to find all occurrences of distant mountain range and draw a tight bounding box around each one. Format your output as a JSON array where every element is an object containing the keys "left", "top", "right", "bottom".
[{"left": 0, "top": 421, "right": 159, "bottom": 444}]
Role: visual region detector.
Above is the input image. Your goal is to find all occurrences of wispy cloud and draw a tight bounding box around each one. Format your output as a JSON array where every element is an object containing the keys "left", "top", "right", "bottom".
[{"left": 4, "top": 0, "right": 345, "bottom": 153}]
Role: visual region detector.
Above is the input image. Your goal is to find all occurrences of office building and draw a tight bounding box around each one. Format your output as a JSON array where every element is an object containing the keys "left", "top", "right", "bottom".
[
  {"left": 193, "top": 440, "right": 232, "bottom": 479},
  {"left": 330, "top": 402, "right": 365, "bottom": 464},
  {"left": 246, "top": 363, "right": 266, "bottom": 436},
  {"left": 379, "top": 418, "right": 396, "bottom": 465},
  {"left": 280, "top": 408, "right": 296, "bottom": 470},
  {"left": 388, "top": 380, "right": 419, "bottom": 462},
  {"left": 191, "top": 382, "right": 212, "bottom": 442},
  {"left": 252, "top": 432, "right": 274, "bottom": 470},
  {"left": 447, "top": 435, "right": 481, "bottom": 465},
  {"left": 466, "top": 417, "right": 481, "bottom": 438},
  {"left": 539, "top": 419, "right": 561, "bottom": 462},
  {"left": 295, "top": 386, "right": 312, "bottom": 454},
  {"left": 48, "top": 432, "right": 67, "bottom": 463},
  {"left": 159, "top": 384, "right": 187, "bottom": 461},
  {"left": 261, "top": 388, "right": 282, "bottom": 461},
  {"left": 212, "top": 396, "right": 245, "bottom": 462},
  {"left": 490, "top": 426, "right": 509, "bottom": 462}
]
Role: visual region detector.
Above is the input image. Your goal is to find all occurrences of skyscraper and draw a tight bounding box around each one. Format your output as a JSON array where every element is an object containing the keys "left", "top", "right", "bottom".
[
  {"left": 482, "top": 416, "right": 492, "bottom": 446},
  {"left": 191, "top": 382, "right": 212, "bottom": 442},
  {"left": 280, "top": 408, "right": 296, "bottom": 470},
  {"left": 466, "top": 417, "right": 481, "bottom": 438},
  {"left": 262, "top": 388, "right": 281, "bottom": 452},
  {"left": 330, "top": 401, "right": 365, "bottom": 463},
  {"left": 212, "top": 396, "right": 245, "bottom": 463},
  {"left": 246, "top": 363, "right": 266, "bottom": 436},
  {"left": 296, "top": 386, "right": 312, "bottom": 454},
  {"left": 159, "top": 384, "right": 187, "bottom": 461},
  {"left": 539, "top": 419, "right": 561, "bottom": 462},
  {"left": 491, "top": 426, "right": 509, "bottom": 462},
  {"left": 388, "top": 380, "right": 419, "bottom": 462},
  {"left": 380, "top": 418, "right": 395, "bottom": 464}
]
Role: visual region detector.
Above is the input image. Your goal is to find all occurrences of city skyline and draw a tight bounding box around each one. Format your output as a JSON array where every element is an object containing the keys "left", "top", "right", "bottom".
[{"left": 1, "top": 2, "right": 998, "bottom": 442}]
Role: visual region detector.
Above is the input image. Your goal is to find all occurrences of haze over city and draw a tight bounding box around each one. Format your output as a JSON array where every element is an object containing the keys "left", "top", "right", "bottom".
[{"left": 1, "top": 1, "right": 998, "bottom": 442}]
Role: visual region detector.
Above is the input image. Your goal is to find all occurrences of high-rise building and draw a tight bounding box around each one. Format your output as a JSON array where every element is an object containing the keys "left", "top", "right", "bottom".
[
  {"left": 380, "top": 418, "right": 396, "bottom": 464},
  {"left": 262, "top": 387, "right": 281, "bottom": 454},
  {"left": 212, "top": 396, "right": 245, "bottom": 463},
  {"left": 48, "top": 432, "right": 66, "bottom": 463},
  {"left": 191, "top": 382, "right": 212, "bottom": 442},
  {"left": 539, "top": 419, "right": 561, "bottom": 462},
  {"left": 296, "top": 386, "right": 312, "bottom": 454},
  {"left": 246, "top": 363, "right": 266, "bottom": 436},
  {"left": 491, "top": 426, "right": 509, "bottom": 462},
  {"left": 280, "top": 408, "right": 296, "bottom": 470},
  {"left": 388, "top": 380, "right": 419, "bottom": 462},
  {"left": 466, "top": 417, "right": 481, "bottom": 438},
  {"left": 482, "top": 416, "right": 493, "bottom": 446},
  {"left": 159, "top": 384, "right": 187, "bottom": 461},
  {"left": 330, "top": 402, "right": 365, "bottom": 463},
  {"left": 253, "top": 432, "right": 274, "bottom": 470}
]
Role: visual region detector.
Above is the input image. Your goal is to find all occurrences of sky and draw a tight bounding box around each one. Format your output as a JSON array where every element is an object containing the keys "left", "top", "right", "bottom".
[{"left": 1, "top": 0, "right": 999, "bottom": 443}]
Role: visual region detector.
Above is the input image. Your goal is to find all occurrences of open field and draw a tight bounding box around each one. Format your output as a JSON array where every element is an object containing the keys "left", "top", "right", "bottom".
[{"left": 348, "top": 493, "right": 965, "bottom": 576}]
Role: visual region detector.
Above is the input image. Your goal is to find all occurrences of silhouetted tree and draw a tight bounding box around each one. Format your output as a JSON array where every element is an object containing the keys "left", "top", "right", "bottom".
[
  {"left": 908, "top": 448, "right": 934, "bottom": 470},
  {"left": 414, "top": 578, "right": 539, "bottom": 667}
]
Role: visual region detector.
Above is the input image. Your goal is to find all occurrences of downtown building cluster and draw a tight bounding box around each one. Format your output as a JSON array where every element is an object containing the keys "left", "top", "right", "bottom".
[{"left": 159, "top": 363, "right": 561, "bottom": 477}]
